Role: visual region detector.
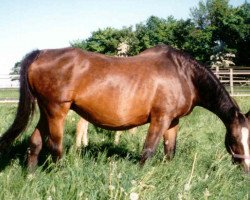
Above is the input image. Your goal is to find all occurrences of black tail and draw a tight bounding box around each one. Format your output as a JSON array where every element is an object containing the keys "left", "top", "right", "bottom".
[{"left": 0, "top": 50, "right": 40, "bottom": 151}]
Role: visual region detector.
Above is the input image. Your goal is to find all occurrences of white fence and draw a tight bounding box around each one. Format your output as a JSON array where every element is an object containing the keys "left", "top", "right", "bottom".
[
  {"left": 0, "top": 68, "right": 250, "bottom": 96},
  {"left": 212, "top": 67, "right": 250, "bottom": 96},
  {"left": 0, "top": 74, "right": 19, "bottom": 88}
]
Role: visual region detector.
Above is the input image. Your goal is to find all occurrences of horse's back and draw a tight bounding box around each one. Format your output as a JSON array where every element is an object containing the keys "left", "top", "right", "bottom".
[{"left": 28, "top": 46, "right": 196, "bottom": 128}]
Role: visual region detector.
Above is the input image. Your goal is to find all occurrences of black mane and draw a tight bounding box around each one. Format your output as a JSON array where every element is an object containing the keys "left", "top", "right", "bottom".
[
  {"left": 158, "top": 45, "right": 239, "bottom": 124},
  {"left": 195, "top": 63, "right": 238, "bottom": 121}
]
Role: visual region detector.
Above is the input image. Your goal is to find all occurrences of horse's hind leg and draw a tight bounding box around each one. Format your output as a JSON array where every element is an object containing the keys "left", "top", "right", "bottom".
[
  {"left": 27, "top": 125, "right": 43, "bottom": 170},
  {"left": 27, "top": 109, "right": 47, "bottom": 170},
  {"left": 140, "top": 115, "right": 171, "bottom": 165},
  {"left": 45, "top": 103, "right": 71, "bottom": 162},
  {"left": 163, "top": 119, "right": 179, "bottom": 160},
  {"left": 27, "top": 103, "right": 70, "bottom": 169}
]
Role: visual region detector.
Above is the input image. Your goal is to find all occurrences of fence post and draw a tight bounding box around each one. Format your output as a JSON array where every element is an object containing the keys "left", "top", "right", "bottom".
[
  {"left": 229, "top": 68, "right": 234, "bottom": 95},
  {"left": 215, "top": 66, "right": 219, "bottom": 78}
]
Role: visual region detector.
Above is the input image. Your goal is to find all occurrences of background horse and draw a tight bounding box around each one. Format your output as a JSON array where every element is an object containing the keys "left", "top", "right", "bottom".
[
  {"left": 76, "top": 117, "right": 137, "bottom": 147},
  {"left": 0, "top": 45, "right": 249, "bottom": 172}
]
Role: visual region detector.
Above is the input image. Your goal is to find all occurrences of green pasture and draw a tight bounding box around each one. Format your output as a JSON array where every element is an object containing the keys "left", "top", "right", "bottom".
[
  {"left": 0, "top": 87, "right": 249, "bottom": 101},
  {"left": 0, "top": 97, "right": 249, "bottom": 200},
  {"left": 0, "top": 88, "right": 19, "bottom": 100}
]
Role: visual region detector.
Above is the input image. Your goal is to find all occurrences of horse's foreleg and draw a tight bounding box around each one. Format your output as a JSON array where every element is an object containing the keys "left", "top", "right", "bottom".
[
  {"left": 140, "top": 116, "right": 171, "bottom": 165},
  {"left": 163, "top": 119, "right": 179, "bottom": 160},
  {"left": 76, "top": 118, "right": 89, "bottom": 148}
]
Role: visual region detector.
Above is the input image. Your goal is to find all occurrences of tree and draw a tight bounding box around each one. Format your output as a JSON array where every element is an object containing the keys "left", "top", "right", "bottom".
[
  {"left": 184, "top": 27, "right": 213, "bottom": 63},
  {"left": 9, "top": 61, "right": 20, "bottom": 81},
  {"left": 71, "top": 27, "right": 136, "bottom": 56},
  {"left": 129, "top": 16, "right": 178, "bottom": 55},
  {"left": 191, "top": 0, "right": 250, "bottom": 66},
  {"left": 129, "top": 16, "right": 214, "bottom": 63},
  {"left": 72, "top": 1, "right": 249, "bottom": 66},
  {"left": 190, "top": 1, "right": 210, "bottom": 29},
  {"left": 210, "top": 52, "right": 235, "bottom": 68},
  {"left": 233, "top": 2, "right": 250, "bottom": 65}
]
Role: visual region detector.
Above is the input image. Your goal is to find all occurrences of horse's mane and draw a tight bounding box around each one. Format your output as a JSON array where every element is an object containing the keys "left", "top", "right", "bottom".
[{"left": 151, "top": 44, "right": 239, "bottom": 122}]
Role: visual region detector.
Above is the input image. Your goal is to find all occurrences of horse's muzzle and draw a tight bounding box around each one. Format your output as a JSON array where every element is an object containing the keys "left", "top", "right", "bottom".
[
  {"left": 243, "top": 162, "right": 250, "bottom": 173},
  {"left": 229, "top": 147, "right": 250, "bottom": 173}
]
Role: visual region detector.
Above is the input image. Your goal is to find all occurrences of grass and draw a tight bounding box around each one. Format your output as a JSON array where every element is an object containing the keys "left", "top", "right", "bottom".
[
  {"left": 0, "top": 97, "right": 249, "bottom": 200},
  {"left": 0, "top": 88, "right": 19, "bottom": 100}
]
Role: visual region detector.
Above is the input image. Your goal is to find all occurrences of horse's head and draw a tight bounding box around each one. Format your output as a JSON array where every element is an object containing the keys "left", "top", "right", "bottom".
[{"left": 225, "top": 110, "right": 250, "bottom": 173}]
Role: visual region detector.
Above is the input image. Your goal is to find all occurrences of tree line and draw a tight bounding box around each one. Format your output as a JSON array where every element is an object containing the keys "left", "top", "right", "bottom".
[
  {"left": 71, "top": 0, "right": 250, "bottom": 67},
  {"left": 10, "top": 0, "right": 250, "bottom": 76}
]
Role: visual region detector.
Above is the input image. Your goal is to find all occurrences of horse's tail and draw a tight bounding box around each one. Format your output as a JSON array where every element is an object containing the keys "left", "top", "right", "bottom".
[{"left": 0, "top": 50, "right": 41, "bottom": 151}]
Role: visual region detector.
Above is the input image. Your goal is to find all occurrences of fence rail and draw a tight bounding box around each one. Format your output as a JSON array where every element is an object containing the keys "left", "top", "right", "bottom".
[
  {"left": 0, "top": 74, "right": 19, "bottom": 88},
  {"left": 0, "top": 67, "right": 250, "bottom": 98},
  {"left": 212, "top": 67, "right": 250, "bottom": 96}
]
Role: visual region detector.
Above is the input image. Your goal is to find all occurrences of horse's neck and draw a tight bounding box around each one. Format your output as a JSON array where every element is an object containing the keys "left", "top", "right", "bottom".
[{"left": 194, "top": 66, "right": 238, "bottom": 124}]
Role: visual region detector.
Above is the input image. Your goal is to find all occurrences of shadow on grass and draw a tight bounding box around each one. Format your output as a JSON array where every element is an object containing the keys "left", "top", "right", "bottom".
[
  {"left": 0, "top": 138, "right": 140, "bottom": 172},
  {"left": 0, "top": 140, "right": 52, "bottom": 172},
  {"left": 0, "top": 140, "right": 28, "bottom": 171},
  {"left": 76, "top": 141, "right": 140, "bottom": 163}
]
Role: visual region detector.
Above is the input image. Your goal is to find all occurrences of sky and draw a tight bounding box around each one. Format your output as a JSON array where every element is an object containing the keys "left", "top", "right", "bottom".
[{"left": 0, "top": 0, "right": 246, "bottom": 74}]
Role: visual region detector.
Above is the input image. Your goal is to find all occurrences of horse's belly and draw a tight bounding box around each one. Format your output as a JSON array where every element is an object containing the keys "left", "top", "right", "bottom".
[
  {"left": 73, "top": 98, "right": 150, "bottom": 129},
  {"left": 73, "top": 75, "right": 156, "bottom": 128}
]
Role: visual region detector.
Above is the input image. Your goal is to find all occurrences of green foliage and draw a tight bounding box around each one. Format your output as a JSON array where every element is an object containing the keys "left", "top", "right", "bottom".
[
  {"left": 129, "top": 16, "right": 178, "bottom": 55},
  {"left": 233, "top": 2, "right": 250, "bottom": 64},
  {"left": 0, "top": 97, "right": 249, "bottom": 199},
  {"left": 9, "top": 62, "right": 20, "bottom": 81},
  {"left": 191, "top": 0, "right": 250, "bottom": 65},
  {"left": 71, "top": 1, "right": 249, "bottom": 66},
  {"left": 185, "top": 27, "right": 214, "bottom": 62},
  {"left": 190, "top": 1, "right": 211, "bottom": 29},
  {"left": 71, "top": 27, "right": 136, "bottom": 55}
]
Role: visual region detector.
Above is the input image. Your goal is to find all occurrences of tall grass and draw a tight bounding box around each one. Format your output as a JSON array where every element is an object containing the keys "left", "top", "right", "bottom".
[{"left": 0, "top": 97, "right": 249, "bottom": 200}]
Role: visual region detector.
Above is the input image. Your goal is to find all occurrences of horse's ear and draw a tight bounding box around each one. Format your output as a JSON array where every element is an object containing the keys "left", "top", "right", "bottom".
[
  {"left": 228, "top": 108, "right": 247, "bottom": 124},
  {"left": 228, "top": 107, "right": 238, "bottom": 119}
]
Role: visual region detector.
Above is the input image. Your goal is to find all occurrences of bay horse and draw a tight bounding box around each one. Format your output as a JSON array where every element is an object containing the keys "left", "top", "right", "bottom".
[{"left": 0, "top": 45, "right": 249, "bottom": 172}]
